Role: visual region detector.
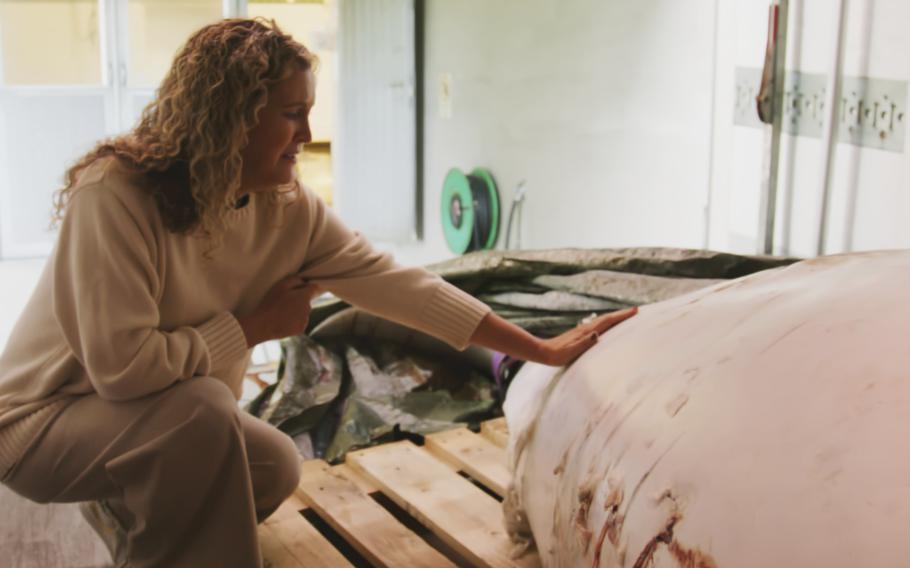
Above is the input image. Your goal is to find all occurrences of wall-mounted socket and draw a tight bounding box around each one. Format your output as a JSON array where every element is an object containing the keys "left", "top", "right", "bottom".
[
  {"left": 782, "top": 70, "right": 827, "bottom": 138},
  {"left": 839, "top": 76, "right": 906, "bottom": 152},
  {"left": 733, "top": 67, "right": 907, "bottom": 153}
]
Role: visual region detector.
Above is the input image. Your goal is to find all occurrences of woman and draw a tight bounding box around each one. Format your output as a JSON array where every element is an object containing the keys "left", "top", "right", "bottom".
[{"left": 0, "top": 18, "right": 634, "bottom": 567}]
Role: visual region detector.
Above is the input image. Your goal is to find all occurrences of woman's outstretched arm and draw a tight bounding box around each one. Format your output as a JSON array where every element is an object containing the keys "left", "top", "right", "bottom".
[{"left": 469, "top": 307, "right": 638, "bottom": 367}]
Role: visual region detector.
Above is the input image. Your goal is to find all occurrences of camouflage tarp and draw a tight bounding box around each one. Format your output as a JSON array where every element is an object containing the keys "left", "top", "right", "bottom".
[{"left": 246, "top": 247, "right": 799, "bottom": 462}]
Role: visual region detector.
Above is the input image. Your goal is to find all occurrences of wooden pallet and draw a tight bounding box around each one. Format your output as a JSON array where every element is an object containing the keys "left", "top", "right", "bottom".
[{"left": 258, "top": 418, "right": 540, "bottom": 568}]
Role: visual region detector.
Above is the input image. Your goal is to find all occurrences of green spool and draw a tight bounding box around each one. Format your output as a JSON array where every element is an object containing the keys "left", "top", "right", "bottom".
[
  {"left": 470, "top": 168, "right": 500, "bottom": 251},
  {"left": 441, "top": 167, "right": 500, "bottom": 255},
  {"left": 441, "top": 168, "right": 474, "bottom": 254}
]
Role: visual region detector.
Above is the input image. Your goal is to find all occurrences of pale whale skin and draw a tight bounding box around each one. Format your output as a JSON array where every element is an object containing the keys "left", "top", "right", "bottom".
[{"left": 504, "top": 251, "right": 910, "bottom": 568}]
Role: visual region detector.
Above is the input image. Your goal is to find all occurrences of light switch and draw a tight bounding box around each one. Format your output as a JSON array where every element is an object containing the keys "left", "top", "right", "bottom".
[{"left": 439, "top": 72, "right": 453, "bottom": 119}]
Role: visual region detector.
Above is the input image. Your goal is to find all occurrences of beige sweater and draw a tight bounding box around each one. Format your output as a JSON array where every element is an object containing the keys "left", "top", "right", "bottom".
[{"left": 0, "top": 157, "right": 490, "bottom": 478}]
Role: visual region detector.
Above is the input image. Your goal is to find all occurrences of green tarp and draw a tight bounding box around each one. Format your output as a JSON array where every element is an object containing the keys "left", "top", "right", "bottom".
[{"left": 246, "top": 247, "right": 797, "bottom": 462}]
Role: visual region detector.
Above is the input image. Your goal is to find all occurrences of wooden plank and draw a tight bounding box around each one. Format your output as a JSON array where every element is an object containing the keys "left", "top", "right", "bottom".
[
  {"left": 331, "top": 463, "right": 378, "bottom": 495},
  {"left": 279, "top": 492, "right": 308, "bottom": 515},
  {"left": 297, "top": 460, "right": 456, "bottom": 568},
  {"left": 425, "top": 427, "right": 511, "bottom": 498},
  {"left": 260, "top": 501, "right": 353, "bottom": 567},
  {"left": 264, "top": 500, "right": 308, "bottom": 525},
  {"left": 259, "top": 524, "right": 307, "bottom": 568},
  {"left": 346, "top": 441, "right": 540, "bottom": 568},
  {"left": 480, "top": 418, "right": 509, "bottom": 449}
]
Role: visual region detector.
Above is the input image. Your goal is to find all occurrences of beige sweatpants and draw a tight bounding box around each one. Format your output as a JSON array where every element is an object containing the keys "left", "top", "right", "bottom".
[{"left": 2, "top": 376, "right": 301, "bottom": 567}]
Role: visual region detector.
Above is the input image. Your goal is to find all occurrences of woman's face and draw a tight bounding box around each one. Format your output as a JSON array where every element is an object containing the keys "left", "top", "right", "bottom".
[{"left": 240, "top": 66, "right": 315, "bottom": 193}]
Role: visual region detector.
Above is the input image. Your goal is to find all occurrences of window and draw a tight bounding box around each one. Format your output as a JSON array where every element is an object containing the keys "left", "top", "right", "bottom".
[
  {"left": 248, "top": 0, "right": 336, "bottom": 205},
  {"left": 0, "top": 0, "right": 102, "bottom": 86},
  {"left": 0, "top": 0, "right": 338, "bottom": 258}
]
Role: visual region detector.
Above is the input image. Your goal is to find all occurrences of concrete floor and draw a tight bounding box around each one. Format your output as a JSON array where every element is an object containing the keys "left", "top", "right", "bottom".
[{"left": 1, "top": 492, "right": 111, "bottom": 568}]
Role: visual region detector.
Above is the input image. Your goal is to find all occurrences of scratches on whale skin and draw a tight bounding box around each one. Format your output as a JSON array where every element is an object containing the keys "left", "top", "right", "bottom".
[
  {"left": 623, "top": 433, "right": 684, "bottom": 518},
  {"left": 630, "top": 512, "right": 680, "bottom": 568},
  {"left": 627, "top": 488, "right": 718, "bottom": 568},
  {"left": 759, "top": 321, "right": 808, "bottom": 355},
  {"left": 668, "top": 540, "right": 719, "bottom": 568},
  {"left": 665, "top": 393, "right": 689, "bottom": 417},
  {"left": 681, "top": 367, "right": 700, "bottom": 382},
  {"left": 554, "top": 434, "right": 584, "bottom": 477},
  {"left": 599, "top": 380, "right": 665, "bottom": 452},
  {"left": 629, "top": 509, "right": 718, "bottom": 568},
  {"left": 591, "top": 483, "right": 626, "bottom": 568},
  {"left": 574, "top": 483, "right": 597, "bottom": 552}
]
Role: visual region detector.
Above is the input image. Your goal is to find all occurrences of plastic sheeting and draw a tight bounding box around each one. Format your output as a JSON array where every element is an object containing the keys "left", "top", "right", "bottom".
[{"left": 246, "top": 247, "right": 796, "bottom": 462}]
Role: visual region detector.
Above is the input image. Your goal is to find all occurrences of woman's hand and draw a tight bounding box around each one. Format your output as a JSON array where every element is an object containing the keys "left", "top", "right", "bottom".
[
  {"left": 237, "top": 274, "right": 322, "bottom": 347},
  {"left": 469, "top": 307, "right": 638, "bottom": 367},
  {"left": 535, "top": 307, "right": 638, "bottom": 366}
]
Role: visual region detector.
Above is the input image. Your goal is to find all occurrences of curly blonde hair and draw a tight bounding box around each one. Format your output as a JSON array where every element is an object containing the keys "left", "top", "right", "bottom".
[{"left": 53, "top": 18, "right": 317, "bottom": 247}]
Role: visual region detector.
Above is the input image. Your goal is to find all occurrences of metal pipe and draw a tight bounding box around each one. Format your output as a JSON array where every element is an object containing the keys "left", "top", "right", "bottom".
[
  {"left": 758, "top": 0, "right": 788, "bottom": 255},
  {"left": 816, "top": 0, "right": 848, "bottom": 257},
  {"left": 504, "top": 180, "right": 526, "bottom": 250},
  {"left": 703, "top": 0, "right": 721, "bottom": 250}
]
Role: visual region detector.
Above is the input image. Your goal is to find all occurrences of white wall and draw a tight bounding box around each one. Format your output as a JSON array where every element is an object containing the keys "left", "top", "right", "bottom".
[
  {"left": 407, "top": 0, "right": 718, "bottom": 263},
  {"left": 706, "top": 0, "right": 910, "bottom": 257},
  {"left": 392, "top": 0, "right": 910, "bottom": 266}
]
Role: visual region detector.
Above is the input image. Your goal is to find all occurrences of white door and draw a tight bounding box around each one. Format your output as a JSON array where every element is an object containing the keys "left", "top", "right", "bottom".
[{"left": 335, "top": 0, "right": 416, "bottom": 243}]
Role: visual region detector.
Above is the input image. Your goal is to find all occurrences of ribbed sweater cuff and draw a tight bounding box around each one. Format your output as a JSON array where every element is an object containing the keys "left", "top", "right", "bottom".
[
  {"left": 195, "top": 311, "right": 249, "bottom": 370},
  {"left": 0, "top": 399, "right": 70, "bottom": 481},
  {"left": 422, "top": 284, "right": 492, "bottom": 351}
]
